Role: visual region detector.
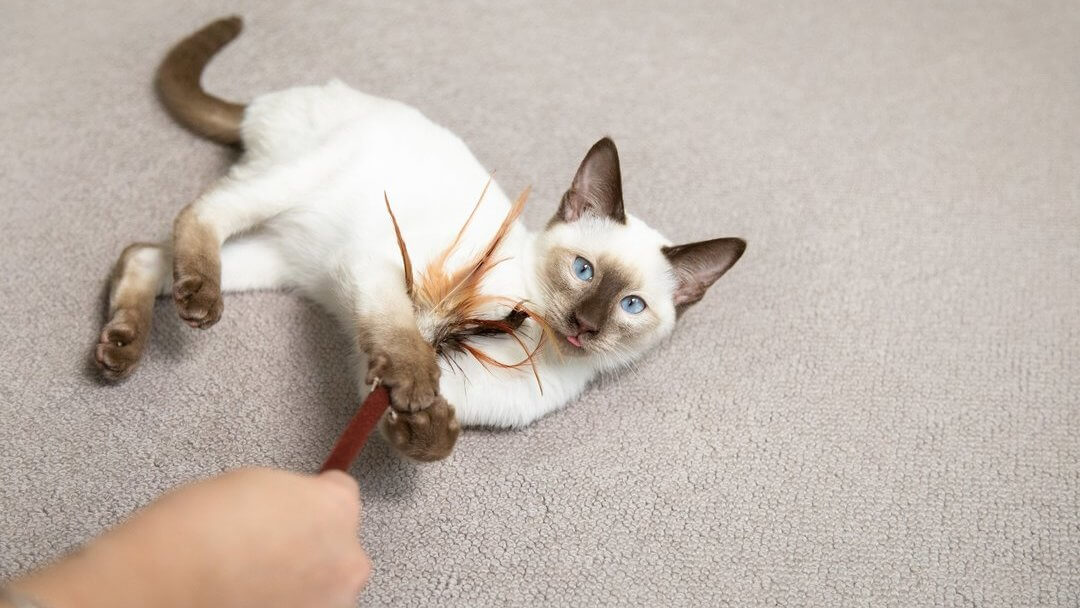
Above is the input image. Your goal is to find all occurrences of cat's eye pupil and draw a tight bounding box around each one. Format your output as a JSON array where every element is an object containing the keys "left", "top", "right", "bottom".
[
  {"left": 572, "top": 256, "right": 594, "bottom": 281},
  {"left": 620, "top": 295, "right": 646, "bottom": 314}
]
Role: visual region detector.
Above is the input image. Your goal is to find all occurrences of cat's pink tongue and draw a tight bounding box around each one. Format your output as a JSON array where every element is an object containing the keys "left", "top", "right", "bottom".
[{"left": 566, "top": 335, "right": 582, "bottom": 348}]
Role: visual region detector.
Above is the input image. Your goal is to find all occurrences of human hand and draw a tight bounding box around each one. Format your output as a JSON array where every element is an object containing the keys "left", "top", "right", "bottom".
[{"left": 7, "top": 468, "right": 370, "bottom": 608}]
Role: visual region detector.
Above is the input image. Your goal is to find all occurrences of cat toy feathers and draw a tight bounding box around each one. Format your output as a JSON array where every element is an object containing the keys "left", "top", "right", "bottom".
[{"left": 321, "top": 184, "right": 546, "bottom": 471}]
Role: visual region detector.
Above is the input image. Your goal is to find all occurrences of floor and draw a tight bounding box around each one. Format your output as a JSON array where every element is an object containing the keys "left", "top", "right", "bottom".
[{"left": 1, "top": 1, "right": 1078, "bottom": 605}]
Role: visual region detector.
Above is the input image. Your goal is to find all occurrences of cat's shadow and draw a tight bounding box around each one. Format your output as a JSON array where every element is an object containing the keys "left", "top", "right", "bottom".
[{"left": 82, "top": 277, "right": 118, "bottom": 383}]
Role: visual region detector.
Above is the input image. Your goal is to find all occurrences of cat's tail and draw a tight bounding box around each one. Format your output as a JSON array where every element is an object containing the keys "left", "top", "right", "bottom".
[{"left": 155, "top": 16, "right": 247, "bottom": 146}]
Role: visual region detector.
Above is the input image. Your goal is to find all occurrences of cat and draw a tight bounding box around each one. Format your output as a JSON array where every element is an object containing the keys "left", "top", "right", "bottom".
[{"left": 94, "top": 16, "right": 746, "bottom": 461}]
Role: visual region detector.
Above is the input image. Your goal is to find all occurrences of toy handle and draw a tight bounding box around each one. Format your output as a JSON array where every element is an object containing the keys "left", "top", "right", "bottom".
[{"left": 319, "top": 385, "right": 390, "bottom": 473}]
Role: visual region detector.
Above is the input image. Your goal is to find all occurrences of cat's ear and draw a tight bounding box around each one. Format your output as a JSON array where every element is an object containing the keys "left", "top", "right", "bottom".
[
  {"left": 555, "top": 137, "right": 626, "bottom": 224},
  {"left": 662, "top": 237, "right": 746, "bottom": 312}
]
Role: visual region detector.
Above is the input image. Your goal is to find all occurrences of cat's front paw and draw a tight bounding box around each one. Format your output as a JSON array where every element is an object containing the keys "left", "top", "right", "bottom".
[
  {"left": 381, "top": 396, "right": 460, "bottom": 462},
  {"left": 366, "top": 338, "right": 440, "bottom": 412},
  {"left": 173, "top": 270, "right": 223, "bottom": 329}
]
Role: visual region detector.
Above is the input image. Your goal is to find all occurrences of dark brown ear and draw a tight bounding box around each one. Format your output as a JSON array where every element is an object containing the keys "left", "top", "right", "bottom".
[
  {"left": 662, "top": 238, "right": 746, "bottom": 313},
  {"left": 554, "top": 137, "right": 626, "bottom": 224}
]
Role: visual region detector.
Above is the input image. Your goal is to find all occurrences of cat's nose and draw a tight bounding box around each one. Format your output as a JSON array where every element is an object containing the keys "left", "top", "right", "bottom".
[{"left": 570, "top": 312, "right": 599, "bottom": 336}]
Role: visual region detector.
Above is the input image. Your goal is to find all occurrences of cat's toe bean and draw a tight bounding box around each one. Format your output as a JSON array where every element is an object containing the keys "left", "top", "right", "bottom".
[
  {"left": 95, "top": 315, "right": 147, "bottom": 381},
  {"left": 368, "top": 340, "right": 441, "bottom": 412},
  {"left": 386, "top": 424, "right": 409, "bottom": 449},
  {"left": 410, "top": 411, "right": 430, "bottom": 428},
  {"left": 380, "top": 397, "right": 459, "bottom": 462},
  {"left": 100, "top": 321, "right": 136, "bottom": 347},
  {"left": 173, "top": 273, "right": 223, "bottom": 329}
]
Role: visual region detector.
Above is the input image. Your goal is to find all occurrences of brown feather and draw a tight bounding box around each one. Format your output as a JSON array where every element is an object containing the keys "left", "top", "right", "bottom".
[
  {"left": 382, "top": 186, "right": 551, "bottom": 391},
  {"left": 384, "top": 191, "right": 414, "bottom": 295},
  {"left": 428, "top": 177, "right": 492, "bottom": 277}
]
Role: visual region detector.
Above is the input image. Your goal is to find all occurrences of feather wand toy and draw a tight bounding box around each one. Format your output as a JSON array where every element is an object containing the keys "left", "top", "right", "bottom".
[{"left": 320, "top": 184, "right": 548, "bottom": 472}]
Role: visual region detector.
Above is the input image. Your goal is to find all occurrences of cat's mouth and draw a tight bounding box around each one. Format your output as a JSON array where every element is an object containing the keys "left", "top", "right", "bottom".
[
  {"left": 553, "top": 325, "right": 591, "bottom": 353},
  {"left": 542, "top": 312, "right": 593, "bottom": 354}
]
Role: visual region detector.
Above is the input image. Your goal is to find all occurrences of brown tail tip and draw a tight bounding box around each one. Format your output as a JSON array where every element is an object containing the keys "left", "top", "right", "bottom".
[
  {"left": 219, "top": 15, "right": 243, "bottom": 33},
  {"left": 155, "top": 16, "right": 247, "bottom": 146}
]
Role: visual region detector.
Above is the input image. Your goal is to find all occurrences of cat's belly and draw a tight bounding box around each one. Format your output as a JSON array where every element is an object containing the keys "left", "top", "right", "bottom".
[{"left": 240, "top": 80, "right": 525, "bottom": 279}]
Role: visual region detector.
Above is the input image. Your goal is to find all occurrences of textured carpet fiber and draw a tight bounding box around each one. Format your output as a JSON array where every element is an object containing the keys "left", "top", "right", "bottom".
[{"left": 2, "top": 1, "right": 1078, "bottom": 606}]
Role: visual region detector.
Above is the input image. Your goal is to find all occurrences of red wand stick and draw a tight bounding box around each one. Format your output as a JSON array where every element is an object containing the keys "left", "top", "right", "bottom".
[{"left": 319, "top": 384, "right": 390, "bottom": 472}]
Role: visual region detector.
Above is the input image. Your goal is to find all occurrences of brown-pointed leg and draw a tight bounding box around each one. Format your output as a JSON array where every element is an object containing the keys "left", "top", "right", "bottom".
[
  {"left": 347, "top": 257, "right": 442, "bottom": 413},
  {"left": 169, "top": 171, "right": 302, "bottom": 329},
  {"left": 96, "top": 243, "right": 167, "bottom": 380},
  {"left": 172, "top": 205, "right": 223, "bottom": 329},
  {"left": 363, "top": 325, "right": 442, "bottom": 413}
]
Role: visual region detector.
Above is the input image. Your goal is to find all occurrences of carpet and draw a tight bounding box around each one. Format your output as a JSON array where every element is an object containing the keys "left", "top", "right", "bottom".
[{"left": 1, "top": 1, "right": 1078, "bottom": 605}]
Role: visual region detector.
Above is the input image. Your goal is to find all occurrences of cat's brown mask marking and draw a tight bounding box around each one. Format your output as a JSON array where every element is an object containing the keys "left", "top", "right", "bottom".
[
  {"left": 572, "top": 258, "right": 633, "bottom": 337},
  {"left": 541, "top": 248, "right": 659, "bottom": 353},
  {"left": 550, "top": 136, "right": 746, "bottom": 321}
]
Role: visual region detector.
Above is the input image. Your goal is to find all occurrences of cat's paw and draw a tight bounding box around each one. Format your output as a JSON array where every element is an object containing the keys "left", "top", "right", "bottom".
[
  {"left": 366, "top": 338, "right": 441, "bottom": 412},
  {"left": 381, "top": 396, "right": 460, "bottom": 462},
  {"left": 94, "top": 310, "right": 148, "bottom": 381},
  {"left": 173, "top": 271, "right": 223, "bottom": 329}
]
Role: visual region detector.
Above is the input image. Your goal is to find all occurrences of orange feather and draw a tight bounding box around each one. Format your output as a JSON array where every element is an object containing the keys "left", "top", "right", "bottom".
[{"left": 383, "top": 185, "right": 551, "bottom": 390}]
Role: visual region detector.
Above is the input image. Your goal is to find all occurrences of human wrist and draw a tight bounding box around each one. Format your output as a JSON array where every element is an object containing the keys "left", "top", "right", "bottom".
[
  {"left": 6, "top": 534, "right": 189, "bottom": 608},
  {"left": 1, "top": 586, "right": 46, "bottom": 608}
]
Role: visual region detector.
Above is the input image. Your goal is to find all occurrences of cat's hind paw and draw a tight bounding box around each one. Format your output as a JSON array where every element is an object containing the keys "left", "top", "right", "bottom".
[
  {"left": 380, "top": 396, "right": 460, "bottom": 462},
  {"left": 173, "top": 271, "right": 223, "bottom": 329},
  {"left": 94, "top": 310, "right": 148, "bottom": 381}
]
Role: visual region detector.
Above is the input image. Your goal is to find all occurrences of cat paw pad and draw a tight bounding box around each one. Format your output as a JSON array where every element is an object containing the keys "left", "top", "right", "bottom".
[
  {"left": 94, "top": 312, "right": 147, "bottom": 381},
  {"left": 173, "top": 273, "right": 223, "bottom": 329},
  {"left": 366, "top": 343, "right": 440, "bottom": 412},
  {"left": 381, "top": 396, "right": 460, "bottom": 462}
]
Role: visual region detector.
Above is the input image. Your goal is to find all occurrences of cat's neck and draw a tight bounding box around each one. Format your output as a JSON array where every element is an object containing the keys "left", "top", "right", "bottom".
[{"left": 516, "top": 227, "right": 545, "bottom": 305}]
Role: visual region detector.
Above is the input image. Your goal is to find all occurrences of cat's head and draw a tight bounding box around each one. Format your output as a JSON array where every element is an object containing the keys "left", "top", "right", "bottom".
[{"left": 533, "top": 138, "right": 745, "bottom": 367}]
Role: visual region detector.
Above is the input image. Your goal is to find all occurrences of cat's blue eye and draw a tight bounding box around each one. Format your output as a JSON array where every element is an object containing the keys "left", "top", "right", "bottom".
[
  {"left": 572, "top": 256, "right": 594, "bottom": 281},
  {"left": 620, "top": 295, "right": 646, "bottom": 314}
]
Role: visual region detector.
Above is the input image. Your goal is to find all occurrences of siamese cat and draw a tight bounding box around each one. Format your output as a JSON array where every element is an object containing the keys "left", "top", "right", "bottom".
[{"left": 94, "top": 17, "right": 746, "bottom": 461}]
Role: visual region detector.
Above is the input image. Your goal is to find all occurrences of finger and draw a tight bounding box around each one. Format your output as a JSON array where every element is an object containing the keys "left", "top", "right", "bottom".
[
  {"left": 316, "top": 470, "right": 362, "bottom": 520},
  {"left": 325, "top": 550, "right": 372, "bottom": 608},
  {"left": 350, "top": 548, "right": 373, "bottom": 594}
]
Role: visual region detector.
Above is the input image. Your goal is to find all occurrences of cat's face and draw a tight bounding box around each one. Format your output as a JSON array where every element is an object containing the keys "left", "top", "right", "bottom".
[{"left": 533, "top": 138, "right": 745, "bottom": 367}]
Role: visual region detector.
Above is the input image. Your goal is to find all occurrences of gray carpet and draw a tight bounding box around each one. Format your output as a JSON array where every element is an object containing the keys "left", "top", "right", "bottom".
[{"left": 2, "top": 1, "right": 1078, "bottom": 605}]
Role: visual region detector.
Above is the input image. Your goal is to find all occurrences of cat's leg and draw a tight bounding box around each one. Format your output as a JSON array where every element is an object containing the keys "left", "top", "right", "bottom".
[
  {"left": 336, "top": 257, "right": 459, "bottom": 460},
  {"left": 172, "top": 178, "right": 284, "bottom": 328},
  {"left": 95, "top": 243, "right": 169, "bottom": 380},
  {"left": 171, "top": 157, "right": 323, "bottom": 328},
  {"left": 346, "top": 261, "right": 442, "bottom": 412},
  {"left": 96, "top": 236, "right": 289, "bottom": 380}
]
